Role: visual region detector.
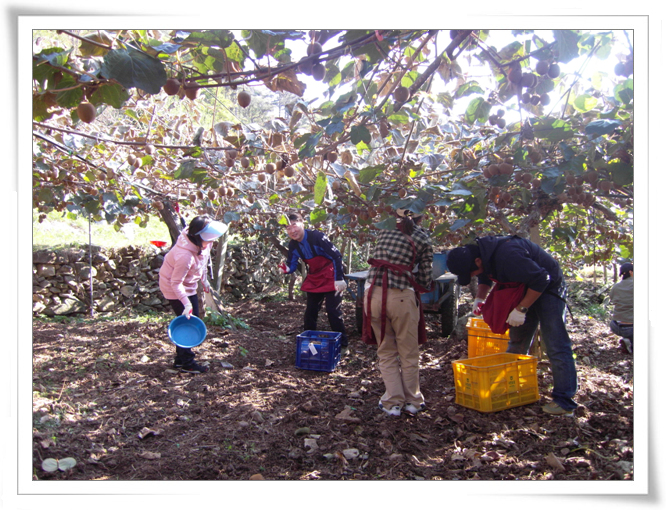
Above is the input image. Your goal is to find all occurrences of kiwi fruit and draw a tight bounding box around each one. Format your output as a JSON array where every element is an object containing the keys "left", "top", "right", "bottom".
[
  {"left": 508, "top": 67, "right": 523, "bottom": 84},
  {"left": 522, "top": 92, "right": 532, "bottom": 104},
  {"left": 522, "top": 173, "right": 532, "bottom": 184},
  {"left": 228, "top": 149, "right": 238, "bottom": 160},
  {"left": 307, "top": 42, "right": 323, "bottom": 56},
  {"left": 265, "top": 163, "right": 276, "bottom": 174},
  {"left": 496, "top": 118, "right": 506, "bottom": 129},
  {"left": 284, "top": 166, "right": 295, "bottom": 177},
  {"left": 394, "top": 86, "right": 410, "bottom": 103},
  {"left": 145, "top": 144, "right": 156, "bottom": 155},
  {"left": 324, "top": 152, "right": 338, "bottom": 163},
  {"left": 398, "top": 188, "right": 407, "bottom": 198},
  {"left": 499, "top": 162, "right": 513, "bottom": 175},
  {"left": 240, "top": 157, "right": 250, "bottom": 168},
  {"left": 225, "top": 158, "right": 234, "bottom": 167},
  {"left": 488, "top": 115, "right": 498, "bottom": 126},
  {"left": 299, "top": 59, "right": 314, "bottom": 75},
  {"left": 164, "top": 78, "right": 181, "bottom": 95},
  {"left": 540, "top": 94, "right": 551, "bottom": 106},
  {"left": 548, "top": 63, "right": 561, "bottom": 79},
  {"left": 379, "top": 119, "right": 390, "bottom": 138},
  {"left": 487, "top": 164, "right": 500, "bottom": 176},
  {"left": 257, "top": 173, "right": 266, "bottom": 182},
  {"left": 332, "top": 180, "right": 341, "bottom": 191},
  {"left": 77, "top": 102, "right": 96, "bottom": 123},
  {"left": 530, "top": 95, "right": 541, "bottom": 106},
  {"left": 184, "top": 86, "right": 198, "bottom": 100},
  {"left": 238, "top": 91, "right": 251, "bottom": 108},
  {"left": 520, "top": 73, "right": 537, "bottom": 88},
  {"left": 311, "top": 63, "right": 326, "bottom": 81},
  {"left": 536, "top": 60, "right": 550, "bottom": 76}
]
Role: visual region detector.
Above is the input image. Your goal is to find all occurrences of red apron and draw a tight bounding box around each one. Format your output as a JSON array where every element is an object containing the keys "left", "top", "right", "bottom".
[
  {"left": 362, "top": 229, "right": 433, "bottom": 346},
  {"left": 481, "top": 279, "right": 526, "bottom": 334},
  {"left": 300, "top": 255, "right": 336, "bottom": 293}
]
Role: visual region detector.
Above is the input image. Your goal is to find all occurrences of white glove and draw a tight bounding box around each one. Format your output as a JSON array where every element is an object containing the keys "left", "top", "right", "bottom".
[
  {"left": 202, "top": 279, "right": 210, "bottom": 293},
  {"left": 334, "top": 280, "right": 347, "bottom": 296},
  {"left": 181, "top": 302, "right": 193, "bottom": 319},
  {"left": 472, "top": 298, "right": 485, "bottom": 316},
  {"left": 507, "top": 308, "right": 526, "bottom": 327}
]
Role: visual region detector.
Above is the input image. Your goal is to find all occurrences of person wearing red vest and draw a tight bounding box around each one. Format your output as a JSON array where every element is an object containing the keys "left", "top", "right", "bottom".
[
  {"left": 280, "top": 211, "right": 349, "bottom": 350},
  {"left": 447, "top": 235, "right": 578, "bottom": 417},
  {"left": 362, "top": 209, "right": 434, "bottom": 417}
]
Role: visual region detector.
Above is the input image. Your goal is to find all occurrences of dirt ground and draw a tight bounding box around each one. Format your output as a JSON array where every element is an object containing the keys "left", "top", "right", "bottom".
[{"left": 31, "top": 287, "right": 634, "bottom": 482}]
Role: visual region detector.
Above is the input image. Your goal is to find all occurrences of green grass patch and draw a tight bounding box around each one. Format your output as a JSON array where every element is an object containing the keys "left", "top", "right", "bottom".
[{"left": 33, "top": 209, "right": 171, "bottom": 250}]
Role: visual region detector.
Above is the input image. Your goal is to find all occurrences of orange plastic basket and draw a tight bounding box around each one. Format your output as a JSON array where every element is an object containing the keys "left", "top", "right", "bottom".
[
  {"left": 466, "top": 317, "right": 511, "bottom": 358},
  {"left": 452, "top": 353, "right": 539, "bottom": 412}
]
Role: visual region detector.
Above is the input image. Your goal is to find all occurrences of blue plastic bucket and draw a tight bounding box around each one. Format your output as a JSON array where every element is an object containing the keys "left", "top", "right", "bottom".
[{"left": 168, "top": 315, "right": 207, "bottom": 348}]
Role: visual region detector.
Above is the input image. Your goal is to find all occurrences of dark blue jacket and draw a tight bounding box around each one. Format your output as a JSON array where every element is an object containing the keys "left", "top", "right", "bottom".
[
  {"left": 286, "top": 229, "right": 345, "bottom": 282},
  {"left": 476, "top": 235, "right": 563, "bottom": 293}
]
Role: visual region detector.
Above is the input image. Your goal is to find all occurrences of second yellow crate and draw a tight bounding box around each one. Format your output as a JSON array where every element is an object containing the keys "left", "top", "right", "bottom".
[
  {"left": 452, "top": 353, "right": 539, "bottom": 412},
  {"left": 466, "top": 317, "right": 511, "bottom": 358}
]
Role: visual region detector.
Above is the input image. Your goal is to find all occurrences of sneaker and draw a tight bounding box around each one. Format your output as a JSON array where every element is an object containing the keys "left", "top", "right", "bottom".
[
  {"left": 403, "top": 403, "right": 426, "bottom": 416},
  {"left": 620, "top": 338, "right": 633, "bottom": 354},
  {"left": 542, "top": 401, "right": 575, "bottom": 417},
  {"left": 179, "top": 361, "right": 209, "bottom": 374},
  {"left": 378, "top": 402, "right": 401, "bottom": 417}
]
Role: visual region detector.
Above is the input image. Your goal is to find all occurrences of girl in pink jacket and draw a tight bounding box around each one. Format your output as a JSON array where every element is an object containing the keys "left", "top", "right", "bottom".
[{"left": 159, "top": 215, "right": 227, "bottom": 373}]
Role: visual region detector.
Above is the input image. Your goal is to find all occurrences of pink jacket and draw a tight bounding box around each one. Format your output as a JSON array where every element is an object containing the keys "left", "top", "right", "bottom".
[{"left": 158, "top": 228, "right": 210, "bottom": 306}]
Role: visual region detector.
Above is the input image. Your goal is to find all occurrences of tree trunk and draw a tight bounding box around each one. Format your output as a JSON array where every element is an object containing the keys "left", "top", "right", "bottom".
[
  {"left": 157, "top": 201, "right": 184, "bottom": 245},
  {"left": 210, "top": 230, "right": 228, "bottom": 293}
]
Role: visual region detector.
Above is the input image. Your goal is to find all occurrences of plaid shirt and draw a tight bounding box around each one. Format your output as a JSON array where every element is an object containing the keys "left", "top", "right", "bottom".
[{"left": 366, "top": 226, "right": 434, "bottom": 290}]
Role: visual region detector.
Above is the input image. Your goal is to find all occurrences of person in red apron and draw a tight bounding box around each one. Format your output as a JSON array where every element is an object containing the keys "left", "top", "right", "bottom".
[
  {"left": 280, "top": 211, "right": 349, "bottom": 351},
  {"left": 362, "top": 209, "right": 434, "bottom": 417},
  {"left": 447, "top": 235, "right": 578, "bottom": 417}
]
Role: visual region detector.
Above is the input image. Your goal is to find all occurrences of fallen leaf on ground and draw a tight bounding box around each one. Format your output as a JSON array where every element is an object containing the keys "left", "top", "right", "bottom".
[
  {"left": 139, "top": 451, "right": 161, "bottom": 460},
  {"left": 546, "top": 452, "right": 565, "bottom": 472}
]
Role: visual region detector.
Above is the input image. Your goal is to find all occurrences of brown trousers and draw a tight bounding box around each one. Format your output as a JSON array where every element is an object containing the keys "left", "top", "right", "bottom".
[{"left": 367, "top": 287, "right": 424, "bottom": 409}]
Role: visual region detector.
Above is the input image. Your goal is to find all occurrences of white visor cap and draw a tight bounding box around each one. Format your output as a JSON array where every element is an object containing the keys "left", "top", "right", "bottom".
[{"left": 199, "top": 221, "right": 228, "bottom": 241}]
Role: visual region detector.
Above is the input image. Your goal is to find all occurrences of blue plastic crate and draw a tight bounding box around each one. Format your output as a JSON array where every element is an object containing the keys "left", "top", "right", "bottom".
[{"left": 295, "top": 331, "right": 342, "bottom": 372}]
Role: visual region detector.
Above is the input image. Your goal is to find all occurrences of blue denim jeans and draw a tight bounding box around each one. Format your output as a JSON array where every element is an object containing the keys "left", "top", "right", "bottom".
[
  {"left": 506, "top": 285, "right": 578, "bottom": 411},
  {"left": 610, "top": 320, "right": 633, "bottom": 343}
]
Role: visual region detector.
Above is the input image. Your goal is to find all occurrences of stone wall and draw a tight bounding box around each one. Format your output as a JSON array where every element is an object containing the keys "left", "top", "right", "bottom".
[{"left": 32, "top": 242, "right": 285, "bottom": 316}]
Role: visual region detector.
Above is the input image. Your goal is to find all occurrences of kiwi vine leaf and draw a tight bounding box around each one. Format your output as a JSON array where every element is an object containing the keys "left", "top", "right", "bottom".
[{"left": 32, "top": 28, "right": 634, "bottom": 275}]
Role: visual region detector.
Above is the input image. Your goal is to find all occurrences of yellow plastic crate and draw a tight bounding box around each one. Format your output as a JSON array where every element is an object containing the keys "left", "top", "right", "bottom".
[
  {"left": 452, "top": 353, "right": 539, "bottom": 412},
  {"left": 466, "top": 317, "right": 511, "bottom": 358}
]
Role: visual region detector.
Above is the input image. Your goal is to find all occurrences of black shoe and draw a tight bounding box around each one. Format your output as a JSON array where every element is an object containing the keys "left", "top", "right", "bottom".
[{"left": 179, "top": 362, "right": 209, "bottom": 374}]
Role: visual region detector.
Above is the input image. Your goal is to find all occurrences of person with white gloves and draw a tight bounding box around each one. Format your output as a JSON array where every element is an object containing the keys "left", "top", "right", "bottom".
[
  {"left": 447, "top": 235, "right": 577, "bottom": 417},
  {"left": 281, "top": 211, "right": 349, "bottom": 352},
  {"left": 159, "top": 215, "right": 227, "bottom": 373}
]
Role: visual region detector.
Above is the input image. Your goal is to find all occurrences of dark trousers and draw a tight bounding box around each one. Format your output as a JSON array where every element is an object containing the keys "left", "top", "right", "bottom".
[
  {"left": 610, "top": 320, "right": 633, "bottom": 343},
  {"left": 507, "top": 284, "right": 578, "bottom": 411},
  {"left": 168, "top": 295, "right": 200, "bottom": 366},
  {"left": 304, "top": 291, "right": 348, "bottom": 347}
]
